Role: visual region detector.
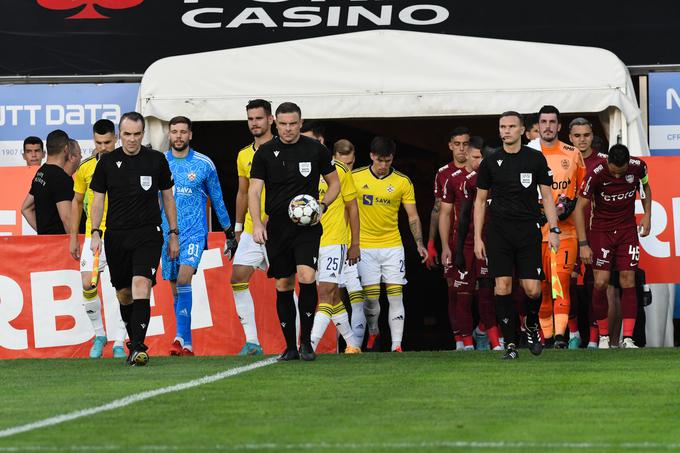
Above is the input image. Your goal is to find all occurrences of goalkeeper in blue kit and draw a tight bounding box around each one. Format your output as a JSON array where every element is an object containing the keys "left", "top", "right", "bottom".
[{"left": 161, "top": 116, "right": 237, "bottom": 356}]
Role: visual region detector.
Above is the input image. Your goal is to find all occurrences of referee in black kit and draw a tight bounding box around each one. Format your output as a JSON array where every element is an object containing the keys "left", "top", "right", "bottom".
[
  {"left": 89, "top": 112, "right": 179, "bottom": 366},
  {"left": 473, "top": 111, "right": 560, "bottom": 360},
  {"left": 248, "top": 102, "right": 340, "bottom": 361}
]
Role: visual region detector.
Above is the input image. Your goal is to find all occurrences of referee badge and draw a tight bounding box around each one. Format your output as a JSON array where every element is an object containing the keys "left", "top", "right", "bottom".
[
  {"left": 299, "top": 162, "right": 311, "bottom": 177},
  {"left": 520, "top": 173, "right": 532, "bottom": 188},
  {"left": 140, "top": 175, "right": 152, "bottom": 191}
]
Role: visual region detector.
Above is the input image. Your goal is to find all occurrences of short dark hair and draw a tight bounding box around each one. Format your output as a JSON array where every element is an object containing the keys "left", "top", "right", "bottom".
[
  {"left": 46, "top": 129, "right": 69, "bottom": 156},
  {"left": 301, "top": 120, "right": 325, "bottom": 140},
  {"left": 370, "top": 136, "right": 396, "bottom": 157},
  {"left": 67, "top": 138, "right": 81, "bottom": 157},
  {"left": 538, "top": 105, "right": 560, "bottom": 120},
  {"left": 246, "top": 99, "right": 272, "bottom": 116},
  {"left": 500, "top": 111, "right": 525, "bottom": 127},
  {"left": 119, "top": 111, "right": 145, "bottom": 131},
  {"left": 607, "top": 144, "right": 630, "bottom": 167},
  {"left": 93, "top": 119, "right": 115, "bottom": 136},
  {"left": 469, "top": 136, "right": 484, "bottom": 150},
  {"left": 23, "top": 136, "right": 44, "bottom": 151},
  {"left": 169, "top": 116, "right": 192, "bottom": 131},
  {"left": 568, "top": 117, "right": 593, "bottom": 132},
  {"left": 275, "top": 102, "right": 301, "bottom": 117},
  {"left": 449, "top": 126, "right": 470, "bottom": 141},
  {"left": 525, "top": 113, "right": 539, "bottom": 128},
  {"left": 333, "top": 139, "right": 355, "bottom": 155}
]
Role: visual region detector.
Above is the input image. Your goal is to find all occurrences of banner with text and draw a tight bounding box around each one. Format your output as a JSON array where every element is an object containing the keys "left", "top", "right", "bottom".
[
  {"left": 0, "top": 234, "right": 336, "bottom": 359},
  {"left": 648, "top": 73, "right": 680, "bottom": 156}
]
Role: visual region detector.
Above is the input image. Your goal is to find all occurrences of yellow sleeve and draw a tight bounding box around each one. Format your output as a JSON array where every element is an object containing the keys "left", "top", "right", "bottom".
[
  {"left": 73, "top": 166, "right": 87, "bottom": 195},
  {"left": 236, "top": 151, "right": 248, "bottom": 178},
  {"left": 401, "top": 177, "right": 415, "bottom": 204},
  {"left": 340, "top": 167, "right": 357, "bottom": 202}
]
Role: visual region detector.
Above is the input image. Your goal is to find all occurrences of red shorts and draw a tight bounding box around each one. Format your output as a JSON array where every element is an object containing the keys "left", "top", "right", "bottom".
[
  {"left": 588, "top": 227, "right": 640, "bottom": 271},
  {"left": 447, "top": 244, "right": 476, "bottom": 291}
]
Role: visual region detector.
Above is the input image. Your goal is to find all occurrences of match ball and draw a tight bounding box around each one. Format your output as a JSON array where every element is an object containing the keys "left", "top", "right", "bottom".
[{"left": 288, "top": 194, "right": 321, "bottom": 226}]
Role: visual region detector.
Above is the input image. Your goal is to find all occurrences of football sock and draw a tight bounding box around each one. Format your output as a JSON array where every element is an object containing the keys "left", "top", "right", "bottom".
[
  {"left": 231, "top": 282, "right": 260, "bottom": 345},
  {"left": 276, "top": 289, "right": 297, "bottom": 350},
  {"left": 310, "top": 303, "right": 332, "bottom": 351},
  {"left": 568, "top": 318, "right": 580, "bottom": 338},
  {"left": 525, "top": 294, "right": 542, "bottom": 328},
  {"left": 119, "top": 303, "right": 134, "bottom": 341},
  {"left": 113, "top": 318, "right": 127, "bottom": 347},
  {"left": 332, "top": 302, "right": 358, "bottom": 348},
  {"left": 447, "top": 285, "right": 458, "bottom": 335},
  {"left": 456, "top": 292, "right": 473, "bottom": 337},
  {"left": 175, "top": 284, "right": 192, "bottom": 346},
  {"left": 363, "top": 285, "right": 381, "bottom": 335},
  {"left": 477, "top": 286, "right": 495, "bottom": 329},
  {"left": 130, "top": 299, "right": 150, "bottom": 350},
  {"left": 589, "top": 323, "right": 599, "bottom": 343},
  {"left": 83, "top": 288, "right": 106, "bottom": 337},
  {"left": 462, "top": 335, "right": 473, "bottom": 347},
  {"left": 487, "top": 326, "right": 501, "bottom": 348},
  {"left": 621, "top": 287, "right": 637, "bottom": 337},
  {"left": 297, "top": 282, "right": 318, "bottom": 344},
  {"left": 495, "top": 294, "right": 517, "bottom": 345},
  {"left": 386, "top": 285, "right": 405, "bottom": 350},
  {"left": 539, "top": 284, "right": 554, "bottom": 339},
  {"left": 592, "top": 286, "right": 608, "bottom": 321},
  {"left": 349, "top": 290, "right": 366, "bottom": 345},
  {"left": 597, "top": 318, "right": 609, "bottom": 336}
]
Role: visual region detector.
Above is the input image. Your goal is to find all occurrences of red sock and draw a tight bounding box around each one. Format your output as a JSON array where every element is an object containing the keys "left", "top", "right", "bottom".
[
  {"left": 456, "top": 293, "right": 474, "bottom": 337},
  {"left": 597, "top": 319, "right": 609, "bottom": 336},
  {"left": 448, "top": 286, "right": 457, "bottom": 335},
  {"left": 462, "top": 335, "right": 474, "bottom": 347},
  {"left": 455, "top": 335, "right": 463, "bottom": 343},
  {"left": 592, "top": 286, "right": 608, "bottom": 321},
  {"left": 568, "top": 318, "right": 579, "bottom": 335},
  {"left": 589, "top": 324, "right": 599, "bottom": 343},
  {"left": 478, "top": 322, "right": 487, "bottom": 332},
  {"left": 487, "top": 326, "right": 500, "bottom": 348},
  {"left": 622, "top": 319, "right": 636, "bottom": 338}
]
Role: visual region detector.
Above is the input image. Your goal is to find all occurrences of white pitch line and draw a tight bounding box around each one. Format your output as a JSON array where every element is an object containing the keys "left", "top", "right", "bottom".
[
  {"left": 0, "top": 357, "right": 278, "bottom": 440},
  {"left": 2, "top": 441, "right": 680, "bottom": 451}
]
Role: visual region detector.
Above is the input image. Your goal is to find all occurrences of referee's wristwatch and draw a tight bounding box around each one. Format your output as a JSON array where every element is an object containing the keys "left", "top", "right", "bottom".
[
  {"left": 167, "top": 228, "right": 180, "bottom": 237},
  {"left": 549, "top": 227, "right": 561, "bottom": 235}
]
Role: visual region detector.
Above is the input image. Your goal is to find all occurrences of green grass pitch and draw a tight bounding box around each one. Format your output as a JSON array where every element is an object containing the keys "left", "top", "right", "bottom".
[{"left": 1, "top": 349, "right": 679, "bottom": 452}]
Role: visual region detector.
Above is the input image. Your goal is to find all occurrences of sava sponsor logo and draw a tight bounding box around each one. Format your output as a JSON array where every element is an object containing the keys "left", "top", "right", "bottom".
[
  {"left": 176, "top": 186, "right": 193, "bottom": 194},
  {"left": 601, "top": 189, "right": 636, "bottom": 202},
  {"left": 181, "top": 2, "right": 451, "bottom": 29}
]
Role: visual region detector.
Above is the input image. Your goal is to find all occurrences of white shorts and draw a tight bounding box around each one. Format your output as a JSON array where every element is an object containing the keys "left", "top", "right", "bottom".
[
  {"left": 317, "top": 245, "right": 346, "bottom": 284},
  {"left": 233, "top": 232, "right": 269, "bottom": 270},
  {"left": 357, "top": 246, "right": 407, "bottom": 286},
  {"left": 340, "top": 260, "right": 363, "bottom": 293},
  {"left": 80, "top": 237, "right": 107, "bottom": 273}
]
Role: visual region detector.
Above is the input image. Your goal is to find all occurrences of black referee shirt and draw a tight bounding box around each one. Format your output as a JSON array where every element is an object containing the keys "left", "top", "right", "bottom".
[
  {"left": 476, "top": 145, "right": 553, "bottom": 222},
  {"left": 250, "top": 135, "right": 335, "bottom": 219},
  {"left": 90, "top": 146, "right": 173, "bottom": 230},
  {"left": 29, "top": 163, "right": 74, "bottom": 235}
]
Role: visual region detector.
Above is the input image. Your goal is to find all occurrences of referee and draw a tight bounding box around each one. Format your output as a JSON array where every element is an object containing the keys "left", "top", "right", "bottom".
[
  {"left": 473, "top": 111, "right": 560, "bottom": 360},
  {"left": 89, "top": 112, "right": 179, "bottom": 366},
  {"left": 249, "top": 102, "right": 340, "bottom": 361}
]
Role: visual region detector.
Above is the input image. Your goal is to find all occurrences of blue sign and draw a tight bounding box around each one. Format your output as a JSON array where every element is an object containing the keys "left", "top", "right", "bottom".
[
  {"left": 649, "top": 73, "right": 680, "bottom": 156},
  {"left": 0, "top": 83, "right": 139, "bottom": 165}
]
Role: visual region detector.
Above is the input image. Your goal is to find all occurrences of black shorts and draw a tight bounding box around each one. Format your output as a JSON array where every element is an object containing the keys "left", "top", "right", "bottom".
[
  {"left": 265, "top": 217, "right": 321, "bottom": 279},
  {"left": 104, "top": 225, "right": 164, "bottom": 291},
  {"left": 486, "top": 218, "right": 544, "bottom": 280}
]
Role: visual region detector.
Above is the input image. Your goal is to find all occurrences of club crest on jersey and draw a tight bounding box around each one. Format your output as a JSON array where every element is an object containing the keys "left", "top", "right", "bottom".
[
  {"left": 140, "top": 176, "right": 152, "bottom": 191},
  {"left": 187, "top": 171, "right": 196, "bottom": 182},
  {"left": 520, "top": 173, "right": 532, "bottom": 188},
  {"left": 386, "top": 184, "right": 395, "bottom": 193},
  {"left": 299, "top": 162, "right": 311, "bottom": 177},
  {"left": 561, "top": 159, "right": 570, "bottom": 170},
  {"left": 626, "top": 174, "right": 634, "bottom": 183}
]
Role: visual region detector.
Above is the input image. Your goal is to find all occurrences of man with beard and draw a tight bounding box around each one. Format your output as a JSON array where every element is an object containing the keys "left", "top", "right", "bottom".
[{"left": 162, "top": 116, "right": 236, "bottom": 356}]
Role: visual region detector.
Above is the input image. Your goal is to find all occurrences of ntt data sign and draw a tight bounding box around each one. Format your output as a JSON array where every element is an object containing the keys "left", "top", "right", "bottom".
[
  {"left": 0, "top": 83, "right": 139, "bottom": 167},
  {"left": 648, "top": 73, "right": 680, "bottom": 156}
]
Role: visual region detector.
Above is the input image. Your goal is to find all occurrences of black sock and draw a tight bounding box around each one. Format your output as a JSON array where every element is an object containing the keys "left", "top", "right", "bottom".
[
  {"left": 298, "top": 282, "right": 318, "bottom": 344},
  {"left": 119, "top": 303, "right": 134, "bottom": 342},
  {"left": 276, "top": 290, "right": 297, "bottom": 350},
  {"left": 525, "top": 295, "right": 542, "bottom": 328},
  {"left": 130, "top": 299, "right": 151, "bottom": 350},
  {"left": 495, "top": 294, "right": 518, "bottom": 346}
]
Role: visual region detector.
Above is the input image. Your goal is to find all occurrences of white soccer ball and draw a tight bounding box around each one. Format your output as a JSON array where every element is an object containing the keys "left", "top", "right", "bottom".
[{"left": 288, "top": 194, "right": 321, "bottom": 226}]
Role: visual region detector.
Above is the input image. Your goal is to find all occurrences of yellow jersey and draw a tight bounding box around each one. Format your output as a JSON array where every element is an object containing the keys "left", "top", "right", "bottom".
[
  {"left": 236, "top": 143, "right": 267, "bottom": 234},
  {"left": 320, "top": 161, "right": 356, "bottom": 247},
  {"left": 352, "top": 166, "right": 415, "bottom": 249},
  {"left": 73, "top": 154, "right": 108, "bottom": 238}
]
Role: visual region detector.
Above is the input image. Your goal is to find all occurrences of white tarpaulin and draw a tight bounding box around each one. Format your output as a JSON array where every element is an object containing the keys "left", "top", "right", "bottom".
[{"left": 138, "top": 29, "right": 648, "bottom": 156}]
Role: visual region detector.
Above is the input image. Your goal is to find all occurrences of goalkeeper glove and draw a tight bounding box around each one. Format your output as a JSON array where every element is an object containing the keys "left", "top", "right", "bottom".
[{"left": 224, "top": 227, "right": 237, "bottom": 260}]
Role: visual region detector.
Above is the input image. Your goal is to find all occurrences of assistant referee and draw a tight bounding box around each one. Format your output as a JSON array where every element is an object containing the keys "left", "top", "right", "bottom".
[
  {"left": 89, "top": 112, "right": 179, "bottom": 366},
  {"left": 473, "top": 111, "right": 560, "bottom": 360},
  {"left": 248, "top": 102, "right": 340, "bottom": 361}
]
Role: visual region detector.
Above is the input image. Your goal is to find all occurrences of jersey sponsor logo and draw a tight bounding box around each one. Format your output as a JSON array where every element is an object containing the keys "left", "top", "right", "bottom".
[
  {"left": 116, "top": 161, "right": 122, "bottom": 168},
  {"left": 520, "top": 173, "right": 532, "bottom": 188},
  {"left": 626, "top": 174, "right": 634, "bottom": 183},
  {"left": 601, "top": 189, "right": 636, "bottom": 202},
  {"left": 630, "top": 158, "right": 641, "bottom": 166},
  {"left": 593, "top": 165, "right": 603, "bottom": 174},
  {"left": 299, "top": 161, "right": 311, "bottom": 177},
  {"left": 140, "top": 175, "right": 152, "bottom": 191},
  {"left": 176, "top": 186, "right": 193, "bottom": 194},
  {"left": 552, "top": 178, "right": 571, "bottom": 190},
  {"left": 363, "top": 194, "right": 374, "bottom": 205},
  {"left": 561, "top": 159, "right": 570, "bottom": 170}
]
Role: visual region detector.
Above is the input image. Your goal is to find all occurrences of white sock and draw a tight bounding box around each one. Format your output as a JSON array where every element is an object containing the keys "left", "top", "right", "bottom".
[
  {"left": 310, "top": 303, "right": 332, "bottom": 351},
  {"left": 332, "top": 303, "right": 358, "bottom": 348},
  {"left": 363, "top": 285, "right": 381, "bottom": 335},
  {"left": 386, "top": 285, "right": 405, "bottom": 350},
  {"left": 350, "top": 300, "right": 366, "bottom": 345},
  {"left": 231, "top": 283, "right": 260, "bottom": 345},
  {"left": 113, "top": 318, "right": 127, "bottom": 347},
  {"left": 83, "top": 293, "right": 106, "bottom": 338},
  {"left": 456, "top": 340, "right": 465, "bottom": 350},
  {"left": 569, "top": 330, "right": 581, "bottom": 340}
]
